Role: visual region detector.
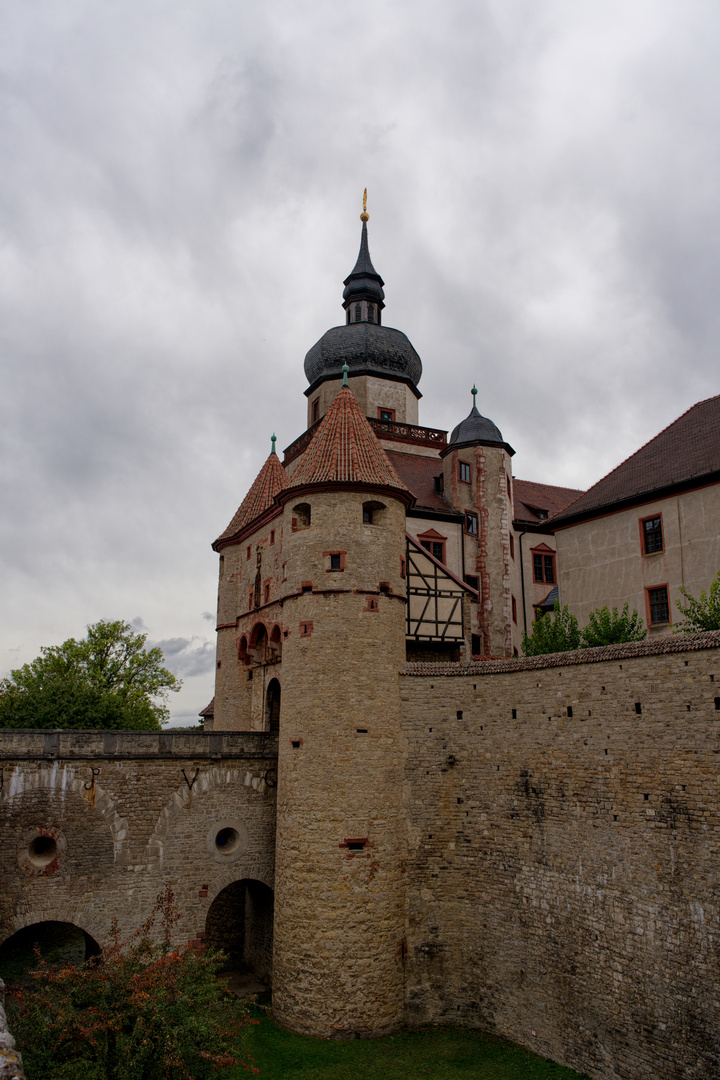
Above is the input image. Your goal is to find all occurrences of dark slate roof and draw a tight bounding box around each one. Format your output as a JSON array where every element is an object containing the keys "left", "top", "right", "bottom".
[
  {"left": 449, "top": 403, "right": 504, "bottom": 447},
  {"left": 342, "top": 221, "right": 385, "bottom": 306},
  {"left": 304, "top": 322, "right": 422, "bottom": 392},
  {"left": 513, "top": 479, "right": 585, "bottom": 525},
  {"left": 385, "top": 451, "right": 453, "bottom": 513},
  {"left": 539, "top": 584, "right": 559, "bottom": 610},
  {"left": 551, "top": 395, "right": 720, "bottom": 525}
]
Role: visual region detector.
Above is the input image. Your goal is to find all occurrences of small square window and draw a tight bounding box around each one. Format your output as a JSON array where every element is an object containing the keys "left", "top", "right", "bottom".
[
  {"left": 465, "top": 512, "right": 478, "bottom": 536},
  {"left": 378, "top": 408, "right": 395, "bottom": 422},
  {"left": 330, "top": 553, "right": 341, "bottom": 571},
  {"left": 459, "top": 461, "right": 472, "bottom": 484},
  {"left": 641, "top": 516, "right": 664, "bottom": 555}
]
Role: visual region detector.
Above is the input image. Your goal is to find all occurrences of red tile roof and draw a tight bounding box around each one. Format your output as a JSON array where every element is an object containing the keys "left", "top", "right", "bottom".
[
  {"left": 286, "top": 386, "right": 412, "bottom": 500},
  {"left": 551, "top": 395, "right": 720, "bottom": 524},
  {"left": 385, "top": 451, "right": 454, "bottom": 513},
  {"left": 199, "top": 697, "right": 215, "bottom": 718},
  {"left": 513, "top": 479, "right": 585, "bottom": 525},
  {"left": 215, "top": 452, "right": 288, "bottom": 545}
]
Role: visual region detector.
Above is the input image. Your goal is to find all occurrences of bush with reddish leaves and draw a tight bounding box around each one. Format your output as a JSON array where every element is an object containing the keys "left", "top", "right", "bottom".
[{"left": 6, "top": 886, "right": 258, "bottom": 1080}]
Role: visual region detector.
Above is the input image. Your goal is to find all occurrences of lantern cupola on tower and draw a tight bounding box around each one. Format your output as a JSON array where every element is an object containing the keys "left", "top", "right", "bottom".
[{"left": 342, "top": 190, "right": 385, "bottom": 325}]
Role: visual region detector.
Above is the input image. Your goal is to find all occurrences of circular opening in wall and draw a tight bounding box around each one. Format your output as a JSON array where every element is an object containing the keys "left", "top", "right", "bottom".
[
  {"left": 215, "top": 827, "right": 240, "bottom": 854},
  {"left": 28, "top": 835, "right": 57, "bottom": 867}
]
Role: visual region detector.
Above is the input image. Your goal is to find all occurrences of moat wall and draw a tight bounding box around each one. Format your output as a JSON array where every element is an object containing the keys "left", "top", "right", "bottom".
[
  {"left": 401, "top": 633, "right": 720, "bottom": 1080},
  {"left": 0, "top": 731, "right": 278, "bottom": 952}
]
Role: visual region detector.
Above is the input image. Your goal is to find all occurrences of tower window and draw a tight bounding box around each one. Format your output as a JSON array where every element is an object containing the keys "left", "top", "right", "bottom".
[
  {"left": 330, "top": 554, "right": 341, "bottom": 570},
  {"left": 292, "top": 503, "right": 311, "bottom": 528},
  {"left": 355, "top": 303, "right": 362, "bottom": 322},
  {"left": 367, "top": 304, "right": 375, "bottom": 323},
  {"left": 378, "top": 408, "right": 395, "bottom": 422},
  {"left": 324, "top": 550, "right": 346, "bottom": 572},
  {"left": 363, "top": 507, "right": 373, "bottom": 523},
  {"left": 465, "top": 512, "right": 478, "bottom": 536},
  {"left": 459, "top": 462, "right": 472, "bottom": 484},
  {"left": 312, "top": 398, "right": 319, "bottom": 423},
  {"left": 509, "top": 533, "right": 514, "bottom": 559}
]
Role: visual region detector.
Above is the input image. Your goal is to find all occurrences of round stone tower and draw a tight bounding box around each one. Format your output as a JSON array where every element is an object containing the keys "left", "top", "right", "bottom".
[{"left": 271, "top": 373, "right": 414, "bottom": 1037}]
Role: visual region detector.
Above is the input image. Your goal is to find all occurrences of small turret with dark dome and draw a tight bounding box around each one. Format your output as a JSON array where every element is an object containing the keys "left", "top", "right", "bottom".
[
  {"left": 303, "top": 193, "right": 422, "bottom": 407},
  {"left": 447, "top": 386, "right": 514, "bottom": 454}
]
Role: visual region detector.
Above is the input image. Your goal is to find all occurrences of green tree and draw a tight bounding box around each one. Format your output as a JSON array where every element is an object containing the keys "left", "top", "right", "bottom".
[
  {"left": 521, "top": 601, "right": 581, "bottom": 656},
  {"left": 0, "top": 621, "right": 180, "bottom": 730},
  {"left": 5, "top": 886, "right": 257, "bottom": 1080},
  {"left": 580, "top": 604, "right": 647, "bottom": 648},
  {"left": 675, "top": 571, "right": 720, "bottom": 632}
]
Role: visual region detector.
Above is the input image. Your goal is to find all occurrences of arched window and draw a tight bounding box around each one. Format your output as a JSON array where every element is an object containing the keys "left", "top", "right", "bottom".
[
  {"left": 292, "top": 503, "right": 311, "bottom": 529},
  {"left": 237, "top": 635, "right": 250, "bottom": 664},
  {"left": 265, "top": 678, "right": 281, "bottom": 732}
]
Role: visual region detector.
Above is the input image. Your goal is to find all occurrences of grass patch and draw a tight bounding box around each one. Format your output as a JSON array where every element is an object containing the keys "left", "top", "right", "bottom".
[{"left": 235, "top": 995, "right": 591, "bottom": 1080}]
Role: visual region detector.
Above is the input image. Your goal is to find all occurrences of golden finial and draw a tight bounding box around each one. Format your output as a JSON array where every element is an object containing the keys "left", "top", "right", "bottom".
[{"left": 360, "top": 188, "right": 369, "bottom": 222}]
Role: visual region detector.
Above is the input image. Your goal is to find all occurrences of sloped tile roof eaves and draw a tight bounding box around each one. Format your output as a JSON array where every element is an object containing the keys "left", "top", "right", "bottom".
[
  {"left": 401, "top": 629, "right": 720, "bottom": 676},
  {"left": 214, "top": 453, "right": 289, "bottom": 546},
  {"left": 551, "top": 395, "right": 720, "bottom": 524}
]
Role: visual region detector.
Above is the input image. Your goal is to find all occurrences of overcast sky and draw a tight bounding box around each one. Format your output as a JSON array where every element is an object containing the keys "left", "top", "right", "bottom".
[{"left": 2, "top": 0, "right": 719, "bottom": 723}]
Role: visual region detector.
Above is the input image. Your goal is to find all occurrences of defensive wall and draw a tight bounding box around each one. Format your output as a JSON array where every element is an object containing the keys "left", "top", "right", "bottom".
[
  {"left": 0, "top": 731, "right": 278, "bottom": 969},
  {"left": 2, "top": 638, "right": 720, "bottom": 1079},
  {"left": 401, "top": 631, "right": 720, "bottom": 1080}
]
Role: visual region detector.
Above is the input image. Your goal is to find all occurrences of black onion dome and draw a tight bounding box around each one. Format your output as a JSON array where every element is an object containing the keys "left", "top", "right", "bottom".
[
  {"left": 449, "top": 404, "right": 504, "bottom": 446},
  {"left": 304, "top": 322, "right": 423, "bottom": 393},
  {"left": 342, "top": 221, "right": 385, "bottom": 307}
]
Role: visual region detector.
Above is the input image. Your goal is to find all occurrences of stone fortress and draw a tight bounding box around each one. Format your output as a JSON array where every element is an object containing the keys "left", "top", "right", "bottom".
[{"left": 2, "top": 204, "right": 720, "bottom": 1080}]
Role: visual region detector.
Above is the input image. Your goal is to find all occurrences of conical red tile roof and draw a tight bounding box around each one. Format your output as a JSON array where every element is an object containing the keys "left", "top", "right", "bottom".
[
  {"left": 214, "top": 452, "right": 288, "bottom": 547},
  {"left": 285, "top": 386, "right": 413, "bottom": 502}
]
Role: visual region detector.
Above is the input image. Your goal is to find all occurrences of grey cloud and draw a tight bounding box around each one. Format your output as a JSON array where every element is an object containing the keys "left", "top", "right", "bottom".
[{"left": 2, "top": 0, "right": 719, "bottom": 723}]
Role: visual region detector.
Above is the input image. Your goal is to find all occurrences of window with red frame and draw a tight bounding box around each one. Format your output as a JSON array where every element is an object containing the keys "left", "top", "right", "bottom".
[
  {"left": 459, "top": 461, "right": 472, "bottom": 484},
  {"left": 641, "top": 515, "right": 664, "bottom": 555},
  {"left": 647, "top": 585, "right": 670, "bottom": 625},
  {"left": 378, "top": 407, "right": 395, "bottom": 422},
  {"left": 421, "top": 539, "right": 445, "bottom": 561},
  {"left": 532, "top": 551, "right": 555, "bottom": 584}
]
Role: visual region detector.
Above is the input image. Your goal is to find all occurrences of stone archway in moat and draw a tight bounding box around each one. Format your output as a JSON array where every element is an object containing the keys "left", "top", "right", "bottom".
[
  {"left": 0, "top": 921, "right": 101, "bottom": 985},
  {"left": 205, "top": 879, "right": 274, "bottom": 986}
]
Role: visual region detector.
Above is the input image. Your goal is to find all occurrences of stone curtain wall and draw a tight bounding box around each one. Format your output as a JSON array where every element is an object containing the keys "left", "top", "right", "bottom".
[
  {"left": 0, "top": 731, "right": 278, "bottom": 953},
  {"left": 401, "top": 632, "right": 720, "bottom": 1080}
]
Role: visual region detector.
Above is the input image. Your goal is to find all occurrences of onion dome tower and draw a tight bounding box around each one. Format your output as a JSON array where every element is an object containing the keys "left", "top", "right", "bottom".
[
  {"left": 272, "top": 370, "right": 412, "bottom": 1037},
  {"left": 303, "top": 192, "right": 423, "bottom": 428}
]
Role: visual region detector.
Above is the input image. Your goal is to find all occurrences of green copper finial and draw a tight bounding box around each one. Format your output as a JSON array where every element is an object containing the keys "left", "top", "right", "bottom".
[
  {"left": 471, "top": 385, "right": 478, "bottom": 407},
  {"left": 271, "top": 433, "right": 277, "bottom": 454},
  {"left": 342, "top": 363, "right": 350, "bottom": 387}
]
